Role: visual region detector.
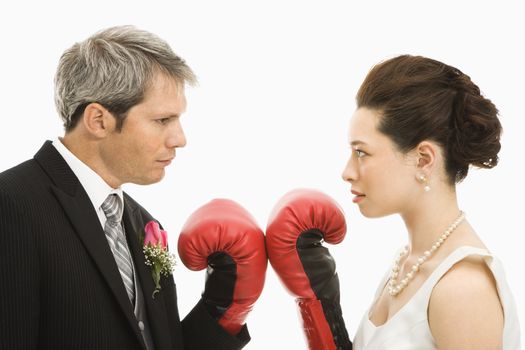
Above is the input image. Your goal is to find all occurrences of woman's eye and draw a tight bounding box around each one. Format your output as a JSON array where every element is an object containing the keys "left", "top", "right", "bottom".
[{"left": 354, "top": 149, "right": 366, "bottom": 158}]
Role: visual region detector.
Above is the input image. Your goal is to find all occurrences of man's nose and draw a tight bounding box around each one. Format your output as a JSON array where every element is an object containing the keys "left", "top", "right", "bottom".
[{"left": 166, "top": 120, "right": 186, "bottom": 148}]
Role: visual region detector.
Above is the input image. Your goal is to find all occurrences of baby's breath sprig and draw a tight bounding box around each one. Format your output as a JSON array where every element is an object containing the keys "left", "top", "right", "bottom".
[{"left": 143, "top": 244, "right": 176, "bottom": 298}]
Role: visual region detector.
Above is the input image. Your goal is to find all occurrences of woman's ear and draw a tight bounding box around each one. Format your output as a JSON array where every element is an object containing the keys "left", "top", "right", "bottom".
[
  {"left": 416, "top": 141, "right": 437, "bottom": 172},
  {"left": 81, "top": 103, "right": 115, "bottom": 138}
]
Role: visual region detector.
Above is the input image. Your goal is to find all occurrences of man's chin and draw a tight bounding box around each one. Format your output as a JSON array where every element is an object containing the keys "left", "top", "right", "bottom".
[{"left": 132, "top": 171, "right": 166, "bottom": 186}]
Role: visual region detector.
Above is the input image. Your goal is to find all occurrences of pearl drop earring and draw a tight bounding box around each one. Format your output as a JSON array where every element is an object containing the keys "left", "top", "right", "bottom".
[{"left": 418, "top": 174, "right": 431, "bottom": 192}]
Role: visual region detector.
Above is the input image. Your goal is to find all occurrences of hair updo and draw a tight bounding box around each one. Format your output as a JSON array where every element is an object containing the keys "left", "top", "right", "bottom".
[{"left": 356, "top": 55, "right": 502, "bottom": 184}]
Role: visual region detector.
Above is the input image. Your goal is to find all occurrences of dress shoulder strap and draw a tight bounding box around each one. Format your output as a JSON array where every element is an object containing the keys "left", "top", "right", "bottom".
[
  {"left": 415, "top": 246, "right": 521, "bottom": 349},
  {"left": 417, "top": 246, "right": 492, "bottom": 302}
]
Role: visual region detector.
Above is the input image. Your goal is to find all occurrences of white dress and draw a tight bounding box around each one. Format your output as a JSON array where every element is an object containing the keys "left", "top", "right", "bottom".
[{"left": 353, "top": 246, "right": 521, "bottom": 349}]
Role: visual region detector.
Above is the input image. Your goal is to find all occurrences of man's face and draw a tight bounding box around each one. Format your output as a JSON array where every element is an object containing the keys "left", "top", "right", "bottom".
[{"left": 99, "top": 73, "right": 187, "bottom": 186}]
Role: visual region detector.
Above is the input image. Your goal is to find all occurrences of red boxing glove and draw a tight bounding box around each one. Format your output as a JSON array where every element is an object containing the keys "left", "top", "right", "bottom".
[
  {"left": 178, "top": 199, "right": 267, "bottom": 335},
  {"left": 266, "top": 188, "right": 352, "bottom": 350}
]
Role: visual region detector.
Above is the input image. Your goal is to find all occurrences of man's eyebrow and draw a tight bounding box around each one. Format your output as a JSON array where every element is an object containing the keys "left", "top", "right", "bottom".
[{"left": 156, "top": 112, "right": 183, "bottom": 118}]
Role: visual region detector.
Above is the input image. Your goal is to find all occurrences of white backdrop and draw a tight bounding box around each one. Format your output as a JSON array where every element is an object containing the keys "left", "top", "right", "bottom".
[{"left": 1, "top": 1, "right": 523, "bottom": 348}]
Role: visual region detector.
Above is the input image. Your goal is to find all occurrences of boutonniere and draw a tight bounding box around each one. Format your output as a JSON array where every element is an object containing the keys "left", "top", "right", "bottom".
[{"left": 142, "top": 220, "right": 176, "bottom": 298}]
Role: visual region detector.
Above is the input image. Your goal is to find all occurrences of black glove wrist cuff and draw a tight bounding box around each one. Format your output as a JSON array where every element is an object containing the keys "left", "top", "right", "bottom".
[{"left": 320, "top": 299, "right": 353, "bottom": 350}]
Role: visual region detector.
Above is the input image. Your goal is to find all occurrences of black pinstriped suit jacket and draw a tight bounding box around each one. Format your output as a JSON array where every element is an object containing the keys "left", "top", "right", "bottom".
[{"left": 0, "top": 141, "right": 249, "bottom": 350}]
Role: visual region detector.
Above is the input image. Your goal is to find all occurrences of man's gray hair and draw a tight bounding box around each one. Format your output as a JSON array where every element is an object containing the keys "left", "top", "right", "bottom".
[{"left": 54, "top": 25, "right": 196, "bottom": 131}]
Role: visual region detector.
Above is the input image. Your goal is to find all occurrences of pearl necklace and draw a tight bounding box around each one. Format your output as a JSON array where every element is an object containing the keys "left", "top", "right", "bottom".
[{"left": 388, "top": 211, "right": 466, "bottom": 297}]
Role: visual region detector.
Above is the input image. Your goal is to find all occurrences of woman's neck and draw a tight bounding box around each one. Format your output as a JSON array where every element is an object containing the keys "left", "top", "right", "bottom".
[{"left": 400, "top": 187, "right": 461, "bottom": 256}]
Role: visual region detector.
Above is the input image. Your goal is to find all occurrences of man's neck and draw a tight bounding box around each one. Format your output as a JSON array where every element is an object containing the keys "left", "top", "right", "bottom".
[{"left": 61, "top": 133, "right": 122, "bottom": 189}]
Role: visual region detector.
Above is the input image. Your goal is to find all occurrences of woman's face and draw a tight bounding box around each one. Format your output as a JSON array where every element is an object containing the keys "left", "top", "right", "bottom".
[{"left": 341, "top": 107, "right": 421, "bottom": 218}]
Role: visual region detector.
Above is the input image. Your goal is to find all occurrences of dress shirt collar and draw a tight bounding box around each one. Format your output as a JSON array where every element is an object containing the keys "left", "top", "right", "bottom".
[{"left": 52, "top": 138, "right": 123, "bottom": 211}]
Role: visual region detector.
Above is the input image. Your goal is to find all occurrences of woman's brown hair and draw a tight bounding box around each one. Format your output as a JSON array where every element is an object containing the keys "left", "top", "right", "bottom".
[{"left": 356, "top": 55, "right": 501, "bottom": 184}]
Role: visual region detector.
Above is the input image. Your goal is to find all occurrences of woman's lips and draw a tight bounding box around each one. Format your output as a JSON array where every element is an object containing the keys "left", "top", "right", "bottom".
[{"left": 351, "top": 189, "right": 365, "bottom": 203}]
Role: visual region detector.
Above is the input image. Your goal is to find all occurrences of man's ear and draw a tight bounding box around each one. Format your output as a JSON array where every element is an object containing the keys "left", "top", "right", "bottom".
[{"left": 81, "top": 103, "right": 115, "bottom": 137}]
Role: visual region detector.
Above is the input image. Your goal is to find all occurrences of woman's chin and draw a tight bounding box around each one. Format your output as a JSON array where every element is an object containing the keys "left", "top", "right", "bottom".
[{"left": 357, "top": 205, "right": 390, "bottom": 219}]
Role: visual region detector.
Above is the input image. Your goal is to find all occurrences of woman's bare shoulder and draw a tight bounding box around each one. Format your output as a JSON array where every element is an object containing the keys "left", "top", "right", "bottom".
[{"left": 428, "top": 255, "right": 503, "bottom": 349}]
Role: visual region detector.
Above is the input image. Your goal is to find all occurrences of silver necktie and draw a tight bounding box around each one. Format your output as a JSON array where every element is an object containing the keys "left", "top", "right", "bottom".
[{"left": 101, "top": 194, "right": 135, "bottom": 304}]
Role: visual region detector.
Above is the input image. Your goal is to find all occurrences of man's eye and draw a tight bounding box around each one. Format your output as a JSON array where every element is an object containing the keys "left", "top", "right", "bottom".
[{"left": 156, "top": 118, "right": 171, "bottom": 124}]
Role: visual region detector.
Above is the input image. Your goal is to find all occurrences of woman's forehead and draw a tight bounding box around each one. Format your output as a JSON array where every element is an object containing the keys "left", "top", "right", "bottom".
[{"left": 348, "top": 108, "right": 381, "bottom": 141}]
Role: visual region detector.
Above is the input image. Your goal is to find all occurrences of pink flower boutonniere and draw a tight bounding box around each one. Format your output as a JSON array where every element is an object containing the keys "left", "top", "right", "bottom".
[{"left": 143, "top": 220, "right": 176, "bottom": 298}]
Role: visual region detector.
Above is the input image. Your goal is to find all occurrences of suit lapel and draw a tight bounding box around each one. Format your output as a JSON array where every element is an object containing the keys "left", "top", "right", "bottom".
[
  {"left": 34, "top": 141, "right": 146, "bottom": 348},
  {"left": 123, "top": 197, "right": 173, "bottom": 350}
]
